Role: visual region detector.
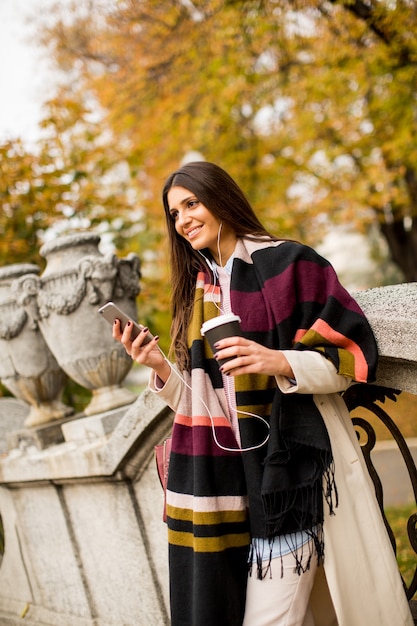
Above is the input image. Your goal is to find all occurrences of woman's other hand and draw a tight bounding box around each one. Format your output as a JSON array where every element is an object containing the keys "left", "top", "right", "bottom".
[{"left": 213, "top": 337, "right": 294, "bottom": 379}]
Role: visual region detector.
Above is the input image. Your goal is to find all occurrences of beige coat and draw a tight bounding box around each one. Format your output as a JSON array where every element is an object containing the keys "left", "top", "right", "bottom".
[{"left": 149, "top": 350, "right": 414, "bottom": 626}]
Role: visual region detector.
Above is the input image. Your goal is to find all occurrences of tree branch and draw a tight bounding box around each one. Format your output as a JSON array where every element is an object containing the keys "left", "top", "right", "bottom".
[{"left": 327, "top": 0, "right": 413, "bottom": 65}]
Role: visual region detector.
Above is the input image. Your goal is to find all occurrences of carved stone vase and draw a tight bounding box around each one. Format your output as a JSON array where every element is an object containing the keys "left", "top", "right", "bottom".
[
  {"left": 16, "top": 232, "right": 141, "bottom": 416},
  {"left": 0, "top": 264, "right": 73, "bottom": 428}
]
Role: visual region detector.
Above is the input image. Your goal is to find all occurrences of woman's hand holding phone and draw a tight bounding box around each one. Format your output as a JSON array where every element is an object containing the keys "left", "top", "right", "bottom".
[
  {"left": 114, "top": 319, "right": 171, "bottom": 384},
  {"left": 99, "top": 302, "right": 171, "bottom": 384}
]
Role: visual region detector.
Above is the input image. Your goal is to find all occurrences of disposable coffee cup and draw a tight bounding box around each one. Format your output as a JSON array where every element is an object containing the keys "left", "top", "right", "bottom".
[{"left": 200, "top": 313, "right": 242, "bottom": 367}]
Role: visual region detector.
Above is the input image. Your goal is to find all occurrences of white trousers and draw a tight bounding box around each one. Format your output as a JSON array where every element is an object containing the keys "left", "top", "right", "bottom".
[{"left": 243, "top": 551, "right": 318, "bottom": 626}]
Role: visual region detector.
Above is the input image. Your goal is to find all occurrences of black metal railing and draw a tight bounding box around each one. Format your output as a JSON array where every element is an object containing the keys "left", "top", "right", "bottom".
[{"left": 344, "top": 384, "right": 417, "bottom": 619}]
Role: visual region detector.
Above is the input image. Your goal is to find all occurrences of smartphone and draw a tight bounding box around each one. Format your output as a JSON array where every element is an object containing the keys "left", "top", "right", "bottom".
[{"left": 98, "top": 302, "right": 154, "bottom": 344}]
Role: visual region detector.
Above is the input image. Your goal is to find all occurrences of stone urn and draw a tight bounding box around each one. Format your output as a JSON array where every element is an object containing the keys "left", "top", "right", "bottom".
[
  {"left": 15, "top": 232, "right": 141, "bottom": 416},
  {"left": 0, "top": 263, "right": 73, "bottom": 428}
]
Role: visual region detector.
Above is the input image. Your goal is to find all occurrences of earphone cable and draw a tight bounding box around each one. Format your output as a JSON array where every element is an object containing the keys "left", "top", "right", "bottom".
[{"left": 157, "top": 347, "right": 270, "bottom": 453}]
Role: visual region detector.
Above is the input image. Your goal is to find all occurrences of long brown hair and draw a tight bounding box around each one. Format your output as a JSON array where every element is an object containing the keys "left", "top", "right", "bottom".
[{"left": 162, "top": 161, "right": 278, "bottom": 370}]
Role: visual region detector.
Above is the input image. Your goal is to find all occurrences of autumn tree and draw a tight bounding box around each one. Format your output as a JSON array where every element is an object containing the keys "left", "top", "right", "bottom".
[
  {"left": 0, "top": 92, "right": 156, "bottom": 400},
  {"left": 326, "top": 0, "right": 417, "bottom": 281},
  {"left": 0, "top": 88, "right": 146, "bottom": 261},
  {"left": 0, "top": 139, "right": 52, "bottom": 268},
  {"left": 27, "top": 0, "right": 417, "bottom": 283}
]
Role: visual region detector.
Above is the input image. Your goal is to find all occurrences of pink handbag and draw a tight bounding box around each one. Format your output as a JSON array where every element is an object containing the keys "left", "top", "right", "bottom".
[{"left": 154, "top": 437, "right": 172, "bottom": 522}]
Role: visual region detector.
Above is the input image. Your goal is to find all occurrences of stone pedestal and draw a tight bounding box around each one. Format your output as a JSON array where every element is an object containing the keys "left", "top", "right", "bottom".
[
  {"left": 0, "top": 390, "right": 173, "bottom": 626},
  {"left": 0, "top": 399, "right": 29, "bottom": 456},
  {"left": 5, "top": 416, "right": 80, "bottom": 452}
]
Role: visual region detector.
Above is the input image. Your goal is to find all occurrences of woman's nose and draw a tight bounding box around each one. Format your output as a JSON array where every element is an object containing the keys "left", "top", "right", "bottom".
[{"left": 177, "top": 210, "right": 191, "bottom": 228}]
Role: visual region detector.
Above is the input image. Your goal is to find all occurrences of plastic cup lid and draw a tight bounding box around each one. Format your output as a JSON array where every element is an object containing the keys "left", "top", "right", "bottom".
[{"left": 200, "top": 313, "right": 241, "bottom": 335}]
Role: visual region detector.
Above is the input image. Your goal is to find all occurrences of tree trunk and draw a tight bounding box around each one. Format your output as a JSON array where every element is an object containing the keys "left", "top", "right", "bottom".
[{"left": 380, "top": 218, "right": 417, "bottom": 282}]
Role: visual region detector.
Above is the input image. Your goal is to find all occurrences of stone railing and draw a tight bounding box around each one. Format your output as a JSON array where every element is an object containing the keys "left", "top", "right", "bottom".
[{"left": 0, "top": 274, "right": 416, "bottom": 625}]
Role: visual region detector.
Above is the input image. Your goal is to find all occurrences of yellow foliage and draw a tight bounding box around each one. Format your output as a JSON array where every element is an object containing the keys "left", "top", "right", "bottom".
[{"left": 3, "top": 0, "right": 417, "bottom": 292}]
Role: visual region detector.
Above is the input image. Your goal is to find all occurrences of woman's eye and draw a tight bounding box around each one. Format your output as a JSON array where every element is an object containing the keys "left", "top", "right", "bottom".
[{"left": 170, "top": 211, "right": 178, "bottom": 220}]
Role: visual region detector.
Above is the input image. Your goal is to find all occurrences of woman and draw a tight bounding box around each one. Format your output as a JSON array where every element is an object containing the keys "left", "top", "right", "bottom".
[{"left": 114, "top": 161, "right": 413, "bottom": 626}]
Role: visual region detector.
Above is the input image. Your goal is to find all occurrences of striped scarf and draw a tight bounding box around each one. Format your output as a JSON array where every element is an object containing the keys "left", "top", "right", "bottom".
[{"left": 166, "top": 238, "right": 378, "bottom": 626}]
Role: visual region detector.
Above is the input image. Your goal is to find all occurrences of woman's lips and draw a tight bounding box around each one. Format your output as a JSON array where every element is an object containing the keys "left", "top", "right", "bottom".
[{"left": 187, "top": 225, "right": 203, "bottom": 240}]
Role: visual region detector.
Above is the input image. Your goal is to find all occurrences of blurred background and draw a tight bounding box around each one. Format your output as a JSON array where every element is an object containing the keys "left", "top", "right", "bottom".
[{"left": 0, "top": 0, "right": 416, "bottom": 369}]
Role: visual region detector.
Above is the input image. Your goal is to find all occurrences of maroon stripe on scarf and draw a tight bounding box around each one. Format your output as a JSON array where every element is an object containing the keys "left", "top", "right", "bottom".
[{"left": 172, "top": 423, "right": 241, "bottom": 457}]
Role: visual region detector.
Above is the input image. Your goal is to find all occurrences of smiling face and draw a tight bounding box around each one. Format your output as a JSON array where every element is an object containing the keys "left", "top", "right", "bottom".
[{"left": 167, "top": 185, "right": 237, "bottom": 265}]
